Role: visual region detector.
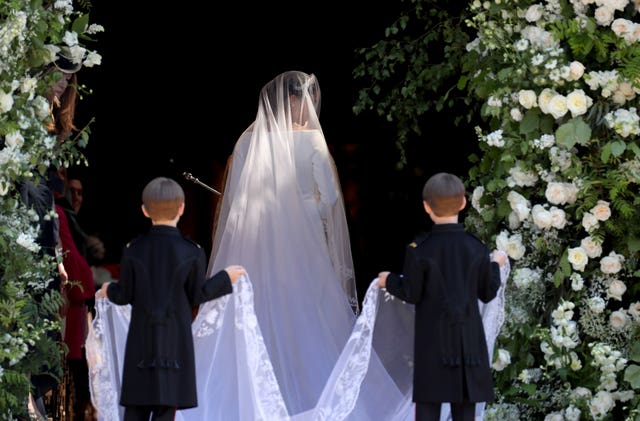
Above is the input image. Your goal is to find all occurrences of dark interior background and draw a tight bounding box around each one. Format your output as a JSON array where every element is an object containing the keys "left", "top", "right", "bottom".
[{"left": 73, "top": 2, "right": 478, "bottom": 299}]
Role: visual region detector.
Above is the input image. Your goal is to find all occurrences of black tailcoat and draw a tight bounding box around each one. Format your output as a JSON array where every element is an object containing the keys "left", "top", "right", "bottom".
[
  {"left": 106, "top": 225, "right": 232, "bottom": 409},
  {"left": 385, "top": 223, "right": 501, "bottom": 404}
]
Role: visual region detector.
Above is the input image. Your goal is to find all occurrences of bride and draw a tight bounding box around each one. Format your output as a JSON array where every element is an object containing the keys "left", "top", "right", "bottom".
[{"left": 87, "top": 71, "right": 507, "bottom": 421}]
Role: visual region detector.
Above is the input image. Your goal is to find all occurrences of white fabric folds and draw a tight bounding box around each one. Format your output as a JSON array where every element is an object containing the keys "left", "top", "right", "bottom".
[
  {"left": 86, "top": 71, "right": 510, "bottom": 420},
  {"left": 87, "top": 261, "right": 508, "bottom": 420}
]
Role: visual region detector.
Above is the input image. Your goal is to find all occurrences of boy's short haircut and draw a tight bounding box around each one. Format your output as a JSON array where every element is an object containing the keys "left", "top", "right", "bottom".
[
  {"left": 142, "top": 177, "right": 185, "bottom": 221},
  {"left": 422, "top": 172, "right": 466, "bottom": 217}
]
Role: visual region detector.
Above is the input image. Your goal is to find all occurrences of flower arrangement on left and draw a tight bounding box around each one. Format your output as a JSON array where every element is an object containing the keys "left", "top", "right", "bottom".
[{"left": 0, "top": 0, "right": 102, "bottom": 417}]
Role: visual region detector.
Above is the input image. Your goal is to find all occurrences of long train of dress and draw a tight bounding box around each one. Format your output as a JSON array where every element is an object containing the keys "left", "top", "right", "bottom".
[{"left": 86, "top": 258, "right": 508, "bottom": 421}]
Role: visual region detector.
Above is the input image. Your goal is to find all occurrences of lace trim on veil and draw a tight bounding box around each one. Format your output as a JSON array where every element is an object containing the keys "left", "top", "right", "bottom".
[{"left": 87, "top": 264, "right": 509, "bottom": 421}]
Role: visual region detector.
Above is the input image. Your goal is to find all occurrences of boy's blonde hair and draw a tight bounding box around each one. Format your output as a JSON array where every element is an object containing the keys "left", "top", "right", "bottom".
[
  {"left": 142, "top": 177, "right": 184, "bottom": 221},
  {"left": 422, "top": 172, "right": 466, "bottom": 217}
]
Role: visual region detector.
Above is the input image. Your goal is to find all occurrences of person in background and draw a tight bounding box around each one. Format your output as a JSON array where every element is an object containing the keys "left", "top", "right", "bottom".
[
  {"left": 63, "top": 169, "right": 108, "bottom": 314},
  {"left": 96, "top": 176, "right": 246, "bottom": 421},
  {"left": 46, "top": 47, "right": 95, "bottom": 421},
  {"left": 376, "top": 172, "right": 507, "bottom": 421},
  {"left": 67, "top": 176, "right": 83, "bottom": 214},
  {"left": 50, "top": 167, "right": 95, "bottom": 421}
]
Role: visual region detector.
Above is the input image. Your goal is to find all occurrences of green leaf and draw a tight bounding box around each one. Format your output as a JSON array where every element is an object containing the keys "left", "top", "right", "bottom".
[
  {"left": 611, "top": 140, "right": 627, "bottom": 157},
  {"left": 624, "top": 364, "right": 640, "bottom": 389},
  {"left": 601, "top": 143, "right": 612, "bottom": 163},
  {"left": 519, "top": 110, "right": 539, "bottom": 135},
  {"left": 556, "top": 118, "right": 592, "bottom": 149},
  {"left": 629, "top": 237, "right": 640, "bottom": 253}
]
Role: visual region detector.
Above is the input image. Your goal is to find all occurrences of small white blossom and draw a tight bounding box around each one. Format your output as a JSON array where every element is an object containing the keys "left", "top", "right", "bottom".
[{"left": 492, "top": 348, "right": 511, "bottom": 371}]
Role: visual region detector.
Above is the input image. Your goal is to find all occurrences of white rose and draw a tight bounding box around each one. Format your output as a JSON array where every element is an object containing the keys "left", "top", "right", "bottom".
[
  {"left": 628, "top": 301, "right": 640, "bottom": 321},
  {"left": 607, "top": 279, "right": 627, "bottom": 300},
  {"left": 549, "top": 207, "right": 567, "bottom": 229},
  {"left": 545, "top": 182, "right": 567, "bottom": 205},
  {"left": 505, "top": 235, "right": 526, "bottom": 260},
  {"left": 582, "top": 212, "right": 599, "bottom": 233},
  {"left": 0, "top": 90, "right": 14, "bottom": 114},
  {"left": 566, "top": 89, "right": 592, "bottom": 117},
  {"left": 611, "top": 18, "right": 632, "bottom": 38},
  {"left": 564, "top": 183, "right": 579, "bottom": 204},
  {"left": 471, "top": 186, "right": 485, "bottom": 212},
  {"left": 600, "top": 251, "right": 624, "bottom": 274},
  {"left": 492, "top": 348, "right": 511, "bottom": 371},
  {"left": 572, "top": 387, "right": 592, "bottom": 400},
  {"left": 495, "top": 231, "right": 510, "bottom": 252},
  {"left": 589, "top": 390, "right": 615, "bottom": 420},
  {"left": 507, "top": 190, "right": 531, "bottom": 220},
  {"left": 580, "top": 236, "right": 603, "bottom": 258},
  {"left": 594, "top": 5, "right": 614, "bottom": 26},
  {"left": 612, "top": 90, "right": 627, "bottom": 105},
  {"left": 532, "top": 204, "right": 552, "bottom": 229},
  {"left": 547, "top": 94, "right": 569, "bottom": 119},
  {"left": 538, "top": 88, "right": 557, "bottom": 114},
  {"left": 518, "top": 89, "right": 538, "bottom": 109},
  {"left": 591, "top": 200, "right": 611, "bottom": 221},
  {"left": 525, "top": 4, "right": 544, "bottom": 22},
  {"left": 567, "top": 61, "right": 585, "bottom": 81},
  {"left": 5, "top": 131, "right": 24, "bottom": 149},
  {"left": 545, "top": 182, "right": 577, "bottom": 205},
  {"left": 610, "top": 309, "right": 628, "bottom": 329},
  {"left": 544, "top": 413, "right": 563, "bottom": 421},
  {"left": 568, "top": 247, "right": 588, "bottom": 271},
  {"left": 510, "top": 107, "right": 523, "bottom": 121}
]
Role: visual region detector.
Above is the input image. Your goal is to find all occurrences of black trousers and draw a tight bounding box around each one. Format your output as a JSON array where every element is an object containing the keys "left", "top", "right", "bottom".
[
  {"left": 124, "top": 405, "right": 176, "bottom": 421},
  {"left": 415, "top": 402, "right": 476, "bottom": 421}
]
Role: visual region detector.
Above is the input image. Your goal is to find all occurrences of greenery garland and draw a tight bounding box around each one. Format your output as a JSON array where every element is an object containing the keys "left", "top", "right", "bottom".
[
  {"left": 0, "top": 0, "right": 101, "bottom": 417},
  {"left": 355, "top": 0, "right": 640, "bottom": 419}
]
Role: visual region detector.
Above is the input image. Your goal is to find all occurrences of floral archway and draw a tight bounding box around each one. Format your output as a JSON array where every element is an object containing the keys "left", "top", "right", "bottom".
[
  {"left": 462, "top": 1, "right": 640, "bottom": 419},
  {"left": 355, "top": 0, "right": 640, "bottom": 419},
  {"left": 0, "top": 0, "right": 101, "bottom": 417}
]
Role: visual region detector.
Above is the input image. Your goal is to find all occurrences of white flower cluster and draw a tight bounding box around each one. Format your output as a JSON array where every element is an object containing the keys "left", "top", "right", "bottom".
[
  {"left": 0, "top": 332, "right": 29, "bottom": 368},
  {"left": 507, "top": 162, "right": 539, "bottom": 187},
  {"left": 518, "top": 367, "right": 542, "bottom": 384},
  {"left": 512, "top": 266, "right": 542, "bottom": 289},
  {"left": 550, "top": 301, "right": 580, "bottom": 350},
  {"left": 590, "top": 342, "right": 627, "bottom": 391},
  {"left": 0, "top": 1, "right": 102, "bottom": 411},
  {"left": 496, "top": 229, "right": 526, "bottom": 260},
  {"left": 604, "top": 107, "right": 640, "bottom": 138}
]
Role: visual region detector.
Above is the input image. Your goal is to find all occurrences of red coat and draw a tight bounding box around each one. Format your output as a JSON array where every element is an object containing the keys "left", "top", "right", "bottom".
[{"left": 57, "top": 204, "right": 94, "bottom": 360}]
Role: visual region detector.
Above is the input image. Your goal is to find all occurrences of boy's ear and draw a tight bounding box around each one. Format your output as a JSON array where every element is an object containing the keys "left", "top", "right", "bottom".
[
  {"left": 141, "top": 204, "right": 150, "bottom": 218},
  {"left": 460, "top": 196, "right": 467, "bottom": 210},
  {"left": 177, "top": 202, "right": 185, "bottom": 216},
  {"left": 423, "top": 200, "right": 431, "bottom": 214}
]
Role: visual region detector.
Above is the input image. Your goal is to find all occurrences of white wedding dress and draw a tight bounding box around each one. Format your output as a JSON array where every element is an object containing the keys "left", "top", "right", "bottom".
[{"left": 85, "top": 71, "right": 509, "bottom": 421}]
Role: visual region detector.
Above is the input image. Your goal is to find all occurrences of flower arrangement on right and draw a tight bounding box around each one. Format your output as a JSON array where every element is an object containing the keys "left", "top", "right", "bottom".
[{"left": 460, "top": 0, "right": 640, "bottom": 419}]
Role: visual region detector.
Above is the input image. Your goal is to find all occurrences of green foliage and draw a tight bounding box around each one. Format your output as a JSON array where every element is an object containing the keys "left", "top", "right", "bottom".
[
  {"left": 354, "top": 0, "right": 640, "bottom": 418},
  {"left": 0, "top": 0, "right": 102, "bottom": 416},
  {"left": 353, "top": 0, "right": 477, "bottom": 167}
]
